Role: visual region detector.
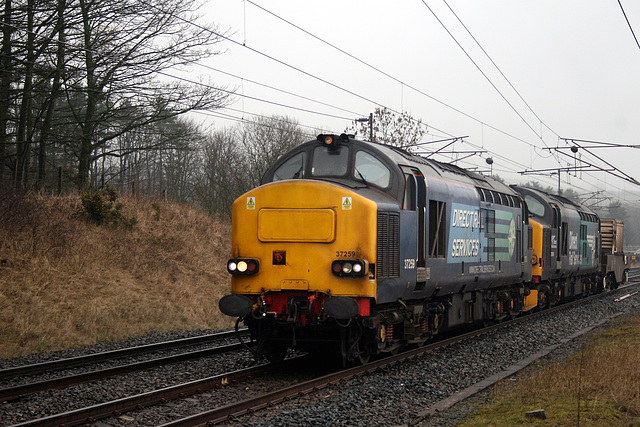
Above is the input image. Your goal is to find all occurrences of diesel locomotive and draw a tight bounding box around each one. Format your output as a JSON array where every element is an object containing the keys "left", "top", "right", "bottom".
[{"left": 219, "top": 134, "right": 628, "bottom": 364}]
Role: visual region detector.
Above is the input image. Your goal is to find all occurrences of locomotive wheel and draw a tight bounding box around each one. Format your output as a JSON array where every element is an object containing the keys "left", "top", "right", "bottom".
[
  {"left": 355, "top": 340, "right": 371, "bottom": 365},
  {"left": 604, "top": 273, "right": 617, "bottom": 290}
]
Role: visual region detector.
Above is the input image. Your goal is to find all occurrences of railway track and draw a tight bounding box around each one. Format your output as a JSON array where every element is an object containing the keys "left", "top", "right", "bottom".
[
  {"left": 3, "top": 270, "right": 638, "bottom": 426},
  {"left": 0, "top": 329, "right": 248, "bottom": 401},
  {"left": 0, "top": 329, "right": 247, "bottom": 380},
  {"left": 627, "top": 267, "right": 640, "bottom": 283},
  {"left": 9, "top": 357, "right": 311, "bottom": 427},
  {"left": 160, "top": 282, "right": 640, "bottom": 426}
]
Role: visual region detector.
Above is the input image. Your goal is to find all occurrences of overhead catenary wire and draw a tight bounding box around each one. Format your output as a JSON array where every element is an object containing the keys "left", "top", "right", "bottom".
[
  {"left": 618, "top": 0, "right": 640, "bottom": 52},
  {"left": 242, "top": 0, "right": 554, "bottom": 153},
  {"left": 416, "top": 2, "right": 639, "bottom": 192},
  {"left": 440, "top": 0, "right": 560, "bottom": 140},
  {"left": 195, "top": 63, "right": 364, "bottom": 118},
  {"left": 193, "top": 107, "right": 328, "bottom": 136},
  {"left": 191, "top": 109, "right": 550, "bottom": 185},
  {"left": 3, "top": 0, "right": 633, "bottom": 172},
  {"left": 156, "top": 71, "right": 356, "bottom": 122},
  {"left": 418, "top": 0, "right": 550, "bottom": 147},
  {"left": 3, "top": 0, "right": 638, "bottom": 208}
]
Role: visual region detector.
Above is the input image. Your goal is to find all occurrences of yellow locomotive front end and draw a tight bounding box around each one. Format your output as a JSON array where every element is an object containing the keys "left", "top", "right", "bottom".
[
  {"left": 219, "top": 179, "right": 379, "bottom": 360},
  {"left": 525, "top": 218, "right": 543, "bottom": 310}
]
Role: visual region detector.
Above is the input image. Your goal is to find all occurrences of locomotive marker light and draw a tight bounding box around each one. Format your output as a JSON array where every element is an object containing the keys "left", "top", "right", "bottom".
[
  {"left": 317, "top": 133, "right": 349, "bottom": 151},
  {"left": 227, "top": 258, "right": 260, "bottom": 275},
  {"left": 331, "top": 259, "right": 368, "bottom": 277}
]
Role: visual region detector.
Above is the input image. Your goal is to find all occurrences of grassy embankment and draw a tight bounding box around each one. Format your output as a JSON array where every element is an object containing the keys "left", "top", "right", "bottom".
[
  {"left": 463, "top": 315, "right": 640, "bottom": 426},
  {"left": 0, "top": 191, "right": 233, "bottom": 359}
]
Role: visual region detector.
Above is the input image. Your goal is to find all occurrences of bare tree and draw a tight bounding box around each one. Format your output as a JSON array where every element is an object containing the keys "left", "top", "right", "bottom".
[
  {"left": 2, "top": 0, "right": 73, "bottom": 190},
  {"left": 72, "top": 0, "right": 230, "bottom": 190},
  {"left": 97, "top": 115, "right": 204, "bottom": 200},
  {"left": 347, "top": 106, "right": 425, "bottom": 150},
  {"left": 1, "top": 0, "right": 231, "bottom": 191},
  {"left": 37, "top": 0, "right": 67, "bottom": 190},
  {"left": 0, "top": 0, "right": 14, "bottom": 186},
  {"left": 240, "top": 115, "right": 308, "bottom": 188},
  {"left": 192, "top": 116, "right": 309, "bottom": 218},
  {"left": 194, "top": 127, "right": 249, "bottom": 218}
]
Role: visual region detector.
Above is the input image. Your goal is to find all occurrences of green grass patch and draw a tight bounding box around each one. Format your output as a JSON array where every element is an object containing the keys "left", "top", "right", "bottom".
[{"left": 462, "top": 316, "right": 640, "bottom": 426}]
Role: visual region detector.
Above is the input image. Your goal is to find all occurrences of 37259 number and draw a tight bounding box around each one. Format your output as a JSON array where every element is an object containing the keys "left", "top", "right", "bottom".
[{"left": 336, "top": 250, "right": 356, "bottom": 258}]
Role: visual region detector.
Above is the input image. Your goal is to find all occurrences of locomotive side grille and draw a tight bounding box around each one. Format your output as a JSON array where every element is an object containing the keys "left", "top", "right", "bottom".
[
  {"left": 377, "top": 212, "right": 400, "bottom": 278},
  {"left": 543, "top": 228, "right": 552, "bottom": 268}
]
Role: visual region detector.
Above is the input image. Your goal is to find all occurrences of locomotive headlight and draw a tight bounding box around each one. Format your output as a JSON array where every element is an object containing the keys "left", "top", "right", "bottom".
[
  {"left": 331, "top": 259, "right": 367, "bottom": 277},
  {"left": 228, "top": 258, "right": 260, "bottom": 275},
  {"left": 237, "top": 261, "right": 248, "bottom": 272}
]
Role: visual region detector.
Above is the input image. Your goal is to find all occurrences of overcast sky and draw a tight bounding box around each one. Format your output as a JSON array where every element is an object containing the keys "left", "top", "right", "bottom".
[{"left": 191, "top": 0, "right": 640, "bottom": 210}]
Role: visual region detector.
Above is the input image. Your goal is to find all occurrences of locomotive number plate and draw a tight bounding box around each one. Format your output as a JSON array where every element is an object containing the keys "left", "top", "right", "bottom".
[{"left": 336, "top": 250, "right": 357, "bottom": 258}]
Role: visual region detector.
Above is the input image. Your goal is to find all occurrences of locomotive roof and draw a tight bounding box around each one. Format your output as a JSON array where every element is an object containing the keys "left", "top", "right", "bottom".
[
  {"left": 512, "top": 186, "right": 596, "bottom": 214},
  {"left": 511, "top": 185, "right": 599, "bottom": 226},
  {"left": 262, "top": 135, "right": 520, "bottom": 205},
  {"left": 358, "top": 138, "right": 515, "bottom": 195}
]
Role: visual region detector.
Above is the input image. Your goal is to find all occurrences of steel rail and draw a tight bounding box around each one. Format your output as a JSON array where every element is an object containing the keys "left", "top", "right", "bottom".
[
  {"left": 0, "top": 342, "right": 245, "bottom": 402},
  {"left": 10, "top": 357, "right": 309, "bottom": 427},
  {"left": 0, "top": 329, "right": 247, "bottom": 380}
]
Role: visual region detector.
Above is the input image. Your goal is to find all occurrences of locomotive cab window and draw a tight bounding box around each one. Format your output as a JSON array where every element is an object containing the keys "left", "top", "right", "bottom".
[
  {"left": 403, "top": 174, "right": 416, "bottom": 210},
  {"left": 561, "top": 222, "right": 569, "bottom": 256},
  {"left": 311, "top": 145, "right": 349, "bottom": 177},
  {"left": 354, "top": 151, "right": 390, "bottom": 188},
  {"left": 273, "top": 152, "right": 306, "bottom": 181},
  {"left": 524, "top": 195, "right": 545, "bottom": 217},
  {"left": 429, "top": 200, "right": 446, "bottom": 258}
]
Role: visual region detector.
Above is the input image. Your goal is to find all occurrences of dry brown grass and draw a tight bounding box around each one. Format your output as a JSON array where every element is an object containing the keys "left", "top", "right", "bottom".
[
  {"left": 464, "top": 315, "right": 640, "bottom": 426},
  {"left": 0, "top": 191, "right": 234, "bottom": 359}
]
